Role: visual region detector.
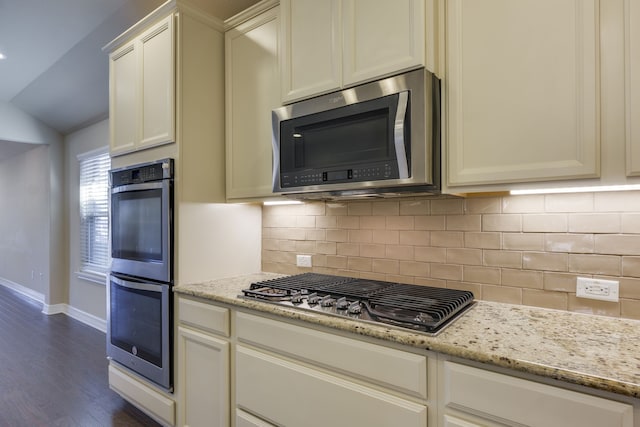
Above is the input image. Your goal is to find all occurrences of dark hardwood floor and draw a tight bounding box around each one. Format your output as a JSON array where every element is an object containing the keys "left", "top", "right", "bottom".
[{"left": 0, "top": 284, "right": 161, "bottom": 427}]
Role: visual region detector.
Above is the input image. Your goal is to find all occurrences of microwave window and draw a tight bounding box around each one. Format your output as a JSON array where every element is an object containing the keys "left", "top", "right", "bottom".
[
  {"left": 112, "top": 190, "right": 163, "bottom": 262},
  {"left": 109, "top": 281, "right": 163, "bottom": 367},
  {"left": 280, "top": 92, "right": 406, "bottom": 174},
  {"left": 295, "top": 109, "right": 389, "bottom": 168}
]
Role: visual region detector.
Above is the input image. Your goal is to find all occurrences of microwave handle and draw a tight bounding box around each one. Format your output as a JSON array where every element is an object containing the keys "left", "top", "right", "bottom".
[{"left": 394, "top": 91, "right": 410, "bottom": 179}]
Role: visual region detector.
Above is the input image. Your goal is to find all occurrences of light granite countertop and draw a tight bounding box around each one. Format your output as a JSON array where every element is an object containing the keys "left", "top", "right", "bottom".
[{"left": 174, "top": 272, "right": 640, "bottom": 399}]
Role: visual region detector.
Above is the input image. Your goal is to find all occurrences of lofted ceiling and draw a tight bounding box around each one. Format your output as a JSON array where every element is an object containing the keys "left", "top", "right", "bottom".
[{"left": 0, "top": 0, "right": 260, "bottom": 162}]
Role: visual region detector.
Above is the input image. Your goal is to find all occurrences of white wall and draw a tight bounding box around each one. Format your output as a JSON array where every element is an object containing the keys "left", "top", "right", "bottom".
[
  {"left": 0, "top": 145, "right": 50, "bottom": 295},
  {"left": 64, "top": 119, "right": 110, "bottom": 320}
]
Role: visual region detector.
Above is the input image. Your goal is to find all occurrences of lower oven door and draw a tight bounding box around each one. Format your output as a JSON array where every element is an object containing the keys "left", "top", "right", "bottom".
[{"left": 107, "top": 273, "right": 172, "bottom": 390}]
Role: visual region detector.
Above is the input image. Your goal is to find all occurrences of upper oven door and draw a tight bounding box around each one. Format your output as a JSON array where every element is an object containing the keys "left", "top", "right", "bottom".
[{"left": 110, "top": 180, "right": 173, "bottom": 283}]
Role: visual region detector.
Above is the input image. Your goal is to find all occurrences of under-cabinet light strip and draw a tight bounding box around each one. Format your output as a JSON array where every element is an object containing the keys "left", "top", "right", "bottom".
[
  {"left": 510, "top": 184, "right": 640, "bottom": 195},
  {"left": 263, "top": 200, "right": 304, "bottom": 206}
]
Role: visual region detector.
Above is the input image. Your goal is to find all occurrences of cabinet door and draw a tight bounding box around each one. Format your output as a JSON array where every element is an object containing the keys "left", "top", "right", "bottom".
[
  {"left": 280, "top": 0, "right": 341, "bottom": 102},
  {"left": 627, "top": 0, "right": 640, "bottom": 175},
  {"left": 236, "top": 345, "right": 427, "bottom": 427},
  {"left": 226, "top": 7, "right": 280, "bottom": 200},
  {"left": 139, "top": 15, "right": 175, "bottom": 149},
  {"left": 342, "top": 0, "right": 425, "bottom": 86},
  {"left": 446, "top": 0, "right": 599, "bottom": 186},
  {"left": 109, "top": 41, "right": 138, "bottom": 155},
  {"left": 178, "top": 326, "right": 229, "bottom": 427}
]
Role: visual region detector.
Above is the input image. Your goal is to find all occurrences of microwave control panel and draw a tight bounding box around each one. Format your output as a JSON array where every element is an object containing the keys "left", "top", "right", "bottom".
[{"left": 280, "top": 162, "right": 398, "bottom": 188}]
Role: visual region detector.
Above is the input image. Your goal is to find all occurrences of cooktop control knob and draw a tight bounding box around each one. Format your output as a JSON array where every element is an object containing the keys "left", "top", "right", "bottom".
[
  {"left": 291, "top": 291, "right": 303, "bottom": 304},
  {"left": 336, "top": 297, "right": 349, "bottom": 310},
  {"left": 320, "top": 295, "right": 335, "bottom": 307},
  {"left": 347, "top": 301, "right": 362, "bottom": 314},
  {"left": 307, "top": 292, "right": 320, "bottom": 305}
]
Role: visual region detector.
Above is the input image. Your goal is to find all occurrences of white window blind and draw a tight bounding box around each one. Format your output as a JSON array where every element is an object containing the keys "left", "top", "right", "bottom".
[{"left": 78, "top": 149, "right": 110, "bottom": 276}]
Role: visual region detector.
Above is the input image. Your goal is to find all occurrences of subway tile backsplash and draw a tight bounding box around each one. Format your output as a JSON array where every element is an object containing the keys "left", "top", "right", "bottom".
[{"left": 261, "top": 192, "right": 640, "bottom": 320}]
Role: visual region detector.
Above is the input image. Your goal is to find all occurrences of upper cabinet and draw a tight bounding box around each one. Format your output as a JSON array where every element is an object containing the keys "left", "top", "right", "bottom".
[
  {"left": 225, "top": 5, "right": 281, "bottom": 201},
  {"left": 280, "top": 0, "right": 427, "bottom": 103},
  {"left": 627, "top": 0, "right": 640, "bottom": 176},
  {"left": 445, "top": 0, "right": 600, "bottom": 188},
  {"left": 109, "top": 15, "right": 175, "bottom": 156},
  {"left": 106, "top": 1, "right": 227, "bottom": 203}
]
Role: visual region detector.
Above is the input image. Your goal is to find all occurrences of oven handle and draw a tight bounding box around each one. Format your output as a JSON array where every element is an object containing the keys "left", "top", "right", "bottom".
[
  {"left": 111, "top": 181, "right": 164, "bottom": 194},
  {"left": 111, "top": 274, "right": 167, "bottom": 293}
]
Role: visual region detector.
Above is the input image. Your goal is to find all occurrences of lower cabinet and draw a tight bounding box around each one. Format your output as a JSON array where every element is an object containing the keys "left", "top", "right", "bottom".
[
  {"left": 108, "top": 362, "right": 175, "bottom": 426},
  {"left": 176, "top": 295, "right": 637, "bottom": 427},
  {"left": 236, "top": 409, "right": 277, "bottom": 427},
  {"left": 177, "top": 327, "right": 229, "bottom": 427},
  {"left": 440, "top": 361, "right": 634, "bottom": 427},
  {"left": 176, "top": 296, "right": 230, "bottom": 427},
  {"left": 235, "top": 345, "right": 428, "bottom": 427}
]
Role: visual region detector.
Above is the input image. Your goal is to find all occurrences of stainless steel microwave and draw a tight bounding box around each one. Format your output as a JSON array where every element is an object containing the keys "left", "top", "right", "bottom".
[{"left": 272, "top": 68, "right": 440, "bottom": 199}]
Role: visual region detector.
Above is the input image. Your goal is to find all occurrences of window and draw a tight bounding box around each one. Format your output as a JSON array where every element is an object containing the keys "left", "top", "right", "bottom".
[{"left": 78, "top": 148, "right": 110, "bottom": 278}]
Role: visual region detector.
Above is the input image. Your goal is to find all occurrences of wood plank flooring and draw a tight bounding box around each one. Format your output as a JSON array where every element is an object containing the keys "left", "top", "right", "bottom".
[{"left": 0, "top": 284, "right": 161, "bottom": 426}]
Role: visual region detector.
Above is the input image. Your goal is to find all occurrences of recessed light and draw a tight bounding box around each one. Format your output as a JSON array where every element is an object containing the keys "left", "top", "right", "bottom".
[{"left": 0, "top": 53, "right": 5, "bottom": 60}]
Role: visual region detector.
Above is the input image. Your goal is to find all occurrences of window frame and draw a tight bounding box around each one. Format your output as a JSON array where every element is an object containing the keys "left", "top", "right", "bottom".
[{"left": 77, "top": 147, "right": 110, "bottom": 284}]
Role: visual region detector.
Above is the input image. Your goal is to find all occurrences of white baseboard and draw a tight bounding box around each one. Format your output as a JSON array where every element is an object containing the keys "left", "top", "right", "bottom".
[
  {"left": 65, "top": 304, "right": 107, "bottom": 333},
  {"left": 0, "top": 277, "right": 107, "bottom": 333},
  {"left": 0, "top": 277, "right": 45, "bottom": 303}
]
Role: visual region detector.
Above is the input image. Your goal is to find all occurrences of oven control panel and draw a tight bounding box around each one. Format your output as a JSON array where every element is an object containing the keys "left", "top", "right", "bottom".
[{"left": 111, "top": 158, "right": 174, "bottom": 187}]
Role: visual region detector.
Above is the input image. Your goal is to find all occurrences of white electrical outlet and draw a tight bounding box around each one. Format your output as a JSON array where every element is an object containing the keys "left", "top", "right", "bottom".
[
  {"left": 296, "top": 254, "right": 312, "bottom": 268},
  {"left": 576, "top": 277, "right": 619, "bottom": 302}
]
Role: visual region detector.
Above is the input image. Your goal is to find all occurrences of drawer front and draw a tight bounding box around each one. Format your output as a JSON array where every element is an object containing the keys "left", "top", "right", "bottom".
[
  {"left": 236, "top": 409, "right": 276, "bottom": 427},
  {"left": 236, "top": 345, "right": 427, "bottom": 427},
  {"left": 236, "top": 311, "right": 427, "bottom": 398},
  {"left": 443, "top": 362, "right": 633, "bottom": 427},
  {"left": 108, "top": 363, "right": 175, "bottom": 426},
  {"left": 178, "top": 297, "right": 229, "bottom": 337}
]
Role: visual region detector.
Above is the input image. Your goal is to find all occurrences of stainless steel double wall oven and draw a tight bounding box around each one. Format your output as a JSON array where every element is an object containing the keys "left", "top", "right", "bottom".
[{"left": 107, "top": 158, "right": 174, "bottom": 391}]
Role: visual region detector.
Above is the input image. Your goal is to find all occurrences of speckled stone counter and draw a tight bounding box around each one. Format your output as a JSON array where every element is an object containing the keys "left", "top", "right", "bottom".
[{"left": 174, "top": 273, "right": 640, "bottom": 399}]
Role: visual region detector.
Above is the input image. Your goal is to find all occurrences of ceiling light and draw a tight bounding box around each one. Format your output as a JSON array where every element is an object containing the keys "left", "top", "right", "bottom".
[
  {"left": 0, "top": 53, "right": 6, "bottom": 60},
  {"left": 510, "top": 184, "right": 640, "bottom": 195}
]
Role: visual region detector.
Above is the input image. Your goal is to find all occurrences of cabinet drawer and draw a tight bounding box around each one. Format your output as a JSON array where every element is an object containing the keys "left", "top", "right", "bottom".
[
  {"left": 236, "top": 312, "right": 427, "bottom": 398},
  {"left": 443, "top": 362, "right": 633, "bottom": 427},
  {"left": 236, "top": 345, "right": 427, "bottom": 427},
  {"left": 178, "top": 297, "right": 229, "bottom": 337},
  {"left": 108, "top": 363, "right": 175, "bottom": 426}
]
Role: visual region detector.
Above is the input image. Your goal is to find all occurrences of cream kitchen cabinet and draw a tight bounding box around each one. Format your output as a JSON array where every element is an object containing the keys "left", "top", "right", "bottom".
[
  {"left": 176, "top": 296, "right": 230, "bottom": 427},
  {"left": 627, "top": 0, "right": 640, "bottom": 176},
  {"left": 439, "top": 361, "right": 634, "bottom": 427},
  {"left": 108, "top": 15, "right": 175, "bottom": 156},
  {"left": 225, "top": 4, "right": 280, "bottom": 201},
  {"left": 444, "top": 0, "right": 600, "bottom": 188},
  {"left": 235, "top": 311, "right": 429, "bottom": 427},
  {"left": 280, "top": 0, "right": 427, "bottom": 103}
]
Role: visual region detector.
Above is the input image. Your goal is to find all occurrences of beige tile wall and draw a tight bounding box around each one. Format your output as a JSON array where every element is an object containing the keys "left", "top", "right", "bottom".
[{"left": 261, "top": 192, "right": 640, "bottom": 319}]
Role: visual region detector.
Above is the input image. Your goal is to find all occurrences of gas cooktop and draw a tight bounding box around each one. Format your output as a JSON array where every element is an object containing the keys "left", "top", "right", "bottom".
[{"left": 240, "top": 273, "right": 475, "bottom": 335}]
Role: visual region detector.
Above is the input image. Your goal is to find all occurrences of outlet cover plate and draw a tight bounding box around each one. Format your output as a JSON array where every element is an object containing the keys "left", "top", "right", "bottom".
[
  {"left": 576, "top": 277, "right": 619, "bottom": 302},
  {"left": 296, "top": 254, "right": 312, "bottom": 268}
]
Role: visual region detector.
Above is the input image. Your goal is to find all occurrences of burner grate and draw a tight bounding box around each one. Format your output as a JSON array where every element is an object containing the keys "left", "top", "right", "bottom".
[
  {"left": 251, "top": 272, "right": 354, "bottom": 292},
  {"left": 368, "top": 285, "right": 474, "bottom": 328},
  {"left": 246, "top": 273, "right": 475, "bottom": 333},
  {"left": 317, "top": 279, "right": 398, "bottom": 298}
]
